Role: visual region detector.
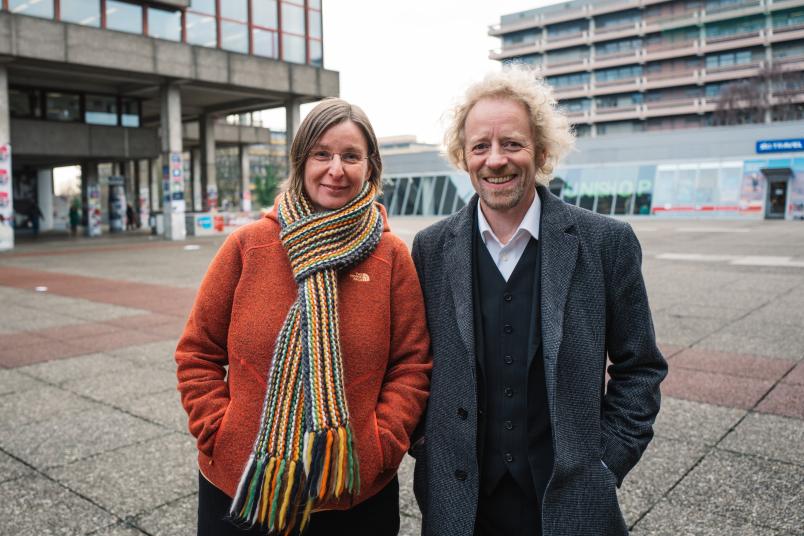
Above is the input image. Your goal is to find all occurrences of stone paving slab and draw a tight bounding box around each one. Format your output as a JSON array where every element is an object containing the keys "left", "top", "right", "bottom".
[
  {"left": 0, "top": 449, "right": 34, "bottom": 483},
  {"left": 109, "top": 340, "right": 181, "bottom": 371},
  {"left": 46, "top": 433, "right": 197, "bottom": 519},
  {"left": 662, "top": 367, "right": 774, "bottom": 410},
  {"left": 617, "top": 436, "right": 709, "bottom": 526},
  {"left": 0, "top": 473, "right": 118, "bottom": 536},
  {"left": 666, "top": 449, "right": 804, "bottom": 533},
  {"left": 0, "top": 385, "right": 100, "bottom": 427},
  {"left": 19, "top": 352, "right": 134, "bottom": 385},
  {"left": 0, "top": 368, "right": 45, "bottom": 395},
  {"left": 133, "top": 494, "right": 196, "bottom": 536},
  {"left": 89, "top": 523, "right": 147, "bottom": 535},
  {"left": 0, "top": 406, "right": 169, "bottom": 469},
  {"left": 651, "top": 314, "right": 730, "bottom": 347},
  {"left": 696, "top": 318, "right": 804, "bottom": 360},
  {"left": 755, "top": 383, "right": 804, "bottom": 420},
  {"left": 652, "top": 397, "right": 746, "bottom": 446},
  {"left": 119, "top": 389, "right": 188, "bottom": 433},
  {"left": 782, "top": 361, "right": 804, "bottom": 385},
  {"left": 720, "top": 412, "right": 804, "bottom": 466},
  {"left": 670, "top": 348, "right": 795, "bottom": 381},
  {"left": 632, "top": 499, "right": 788, "bottom": 535},
  {"left": 61, "top": 366, "right": 177, "bottom": 405}
]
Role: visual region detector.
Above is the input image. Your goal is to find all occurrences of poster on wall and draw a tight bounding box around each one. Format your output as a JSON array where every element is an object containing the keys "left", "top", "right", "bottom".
[
  {"left": 169, "top": 152, "right": 185, "bottom": 214},
  {"left": 87, "top": 183, "right": 102, "bottom": 237},
  {"left": 108, "top": 176, "right": 126, "bottom": 232},
  {"left": 0, "top": 144, "right": 13, "bottom": 250}
]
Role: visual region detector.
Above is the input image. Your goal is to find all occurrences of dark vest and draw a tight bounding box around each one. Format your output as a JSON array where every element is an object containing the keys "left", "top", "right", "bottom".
[{"left": 473, "top": 219, "right": 554, "bottom": 499}]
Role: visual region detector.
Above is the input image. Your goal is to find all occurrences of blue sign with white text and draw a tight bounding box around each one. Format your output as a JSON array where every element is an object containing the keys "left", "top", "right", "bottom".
[{"left": 756, "top": 139, "right": 804, "bottom": 154}]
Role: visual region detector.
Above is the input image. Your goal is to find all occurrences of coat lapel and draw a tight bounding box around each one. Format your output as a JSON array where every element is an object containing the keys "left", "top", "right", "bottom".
[
  {"left": 443, "top": 197, "right": 477, "bottom": 363},
  {"left": 538, "top": 187, "right": 578, "bottom": 415}
]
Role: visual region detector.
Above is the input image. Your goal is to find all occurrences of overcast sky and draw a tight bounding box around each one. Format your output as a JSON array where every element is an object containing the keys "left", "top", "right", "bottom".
[{"left": 262, "top": 0, "right": 560, "bottom": 145}]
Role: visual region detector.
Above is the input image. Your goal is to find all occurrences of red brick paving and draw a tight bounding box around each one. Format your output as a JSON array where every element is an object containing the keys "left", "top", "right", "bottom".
[
  {"left": 662, "top": 366, "right": 775, "bottom": 410},
  {"left": 36, "top": 322, "right": 122, "bottom": 341},
  {"left": 0, "top": 339, "right": 95, "bottom": 368},
  {"left": 755, "top": 383, "right": 804, "bottom": 420},
  {"left": 670, "top": 349, "right": 795, "bottom": 382},
  {"left": 782, "top": 361, "right": 804, "bottom": 386}
]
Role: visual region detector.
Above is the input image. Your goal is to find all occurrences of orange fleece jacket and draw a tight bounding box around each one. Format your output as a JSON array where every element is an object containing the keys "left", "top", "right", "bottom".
[{"left": 175, "top": 204, "right": 431, "bottom": 509}]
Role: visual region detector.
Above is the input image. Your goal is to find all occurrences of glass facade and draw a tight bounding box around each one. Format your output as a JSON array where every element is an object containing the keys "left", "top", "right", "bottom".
[
  {"left": 106, "top": 0, "right": 142, "bottom": 34},
  {"left": 9, "top": 0, "right": 53, "bottom": 19},
  {"left": 381, "top": 175, "right": 473, "bottom": 216},
  {"left": 10, "top": 85, "right": 141, "bottom": 127},
  {"left": 85, "top": 95, "right": 118, "bottom": 126},
  {"left": 46, "top": 92, "right": 81, "bottom": 122},
  {"left": 4, "top": 0, "right": 323, "bottom": 66},
  {"left": 60, "top": 0, "right": 101, "bottom": 27}
]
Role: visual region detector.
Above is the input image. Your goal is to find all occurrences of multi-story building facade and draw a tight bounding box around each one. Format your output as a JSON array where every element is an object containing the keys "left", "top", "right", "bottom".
[
  {"left": 0, "top": 0, "right": 338, "bottom": 250},
  {"left": 489, "top": 0, "right": 804, "bottom": 220},
  {"left": 491, "top": 0, "right": 804, "bottom": 137}
]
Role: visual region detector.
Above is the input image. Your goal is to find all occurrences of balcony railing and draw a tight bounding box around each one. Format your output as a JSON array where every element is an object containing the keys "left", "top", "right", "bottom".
[
  {"left": 595, "top": 48, "right": 641, "bottom": 60},
  {"left": 546, "top": 56, "right": 589, "bottom": 68},
  {"left": 546, "top": 30, "right": 588, "bottom": 43},
  {"left": 645, "top": 39, "right": 698, "bottom": 53},
  {"left": 645, "top": 68, "right": 699, "bottom": 81},
  {"left": 705, "top": 29, "right": 761, "bottom": 44},
  {"left": 704, "top": 0, "right": 762, "bottom": 16},
  {"left": 595, "top": 76, "right": 641, "bottom": 87},
  {"left": 597, "top": 103, "right": 640, "bottom": 114}
]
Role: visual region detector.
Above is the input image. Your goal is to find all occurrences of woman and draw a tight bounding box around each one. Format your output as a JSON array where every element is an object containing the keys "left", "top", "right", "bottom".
[{"left": 175, "top": 98, "right": 430, "bottom": 536}]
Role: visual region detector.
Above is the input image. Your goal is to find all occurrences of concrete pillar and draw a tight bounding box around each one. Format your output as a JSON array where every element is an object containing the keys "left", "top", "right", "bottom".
[
  {"left": 240, "top": 144, "right": 252, "bottom": 212},
  {"left": 160, "top": 83, "right": 186, "bottom": 240},
  {"left": 200, "top": 114, "right": 217, "bottom": 210},
  {"left": 285, "top": 98, "right": 301, "bottom": 170},
  {"left": 0, "top": 65, "right": 13, "bottom": 250},
  {"left": 37, "top": 169, "right": 54, "bottom": 231}
]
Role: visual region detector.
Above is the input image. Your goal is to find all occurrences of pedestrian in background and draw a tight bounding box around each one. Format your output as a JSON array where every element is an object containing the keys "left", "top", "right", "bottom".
[
  {"left": 411, "top": 67, "right": 667, "bottom": 536},
  {"left": 176, "top": 98, "right": 431, "bottom": 536},
  {"left": 69, "top": 200, "right": 81, "bottom": 237}
]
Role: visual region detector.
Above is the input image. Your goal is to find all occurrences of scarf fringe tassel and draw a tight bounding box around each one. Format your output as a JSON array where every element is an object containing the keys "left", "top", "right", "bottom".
[{"left": 228, "top": 426, "right": 360, "bottom": 535}]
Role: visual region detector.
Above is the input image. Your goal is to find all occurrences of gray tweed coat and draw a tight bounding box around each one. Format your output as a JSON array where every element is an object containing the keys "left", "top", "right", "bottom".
[{"left": 410, "top": 187, "right": 667, "bottom": 536}]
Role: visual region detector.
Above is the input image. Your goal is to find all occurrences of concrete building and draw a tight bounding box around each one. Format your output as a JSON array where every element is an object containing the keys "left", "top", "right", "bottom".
[
  {"left": 0, "top": 0, "right": 338, "bottom": 250},
  {"left": 489, "top": 0, "right": 804, "bottom": 219}
]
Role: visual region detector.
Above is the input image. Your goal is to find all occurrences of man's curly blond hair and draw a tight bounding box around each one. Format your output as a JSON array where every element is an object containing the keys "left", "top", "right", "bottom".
[{"left": 444, "top": 66, "right": 575, "bottom": 186}]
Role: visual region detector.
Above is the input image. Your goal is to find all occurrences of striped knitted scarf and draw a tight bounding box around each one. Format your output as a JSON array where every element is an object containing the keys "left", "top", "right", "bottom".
[{"left": 229, "top": 182, "right": 383, "bottom": 534}]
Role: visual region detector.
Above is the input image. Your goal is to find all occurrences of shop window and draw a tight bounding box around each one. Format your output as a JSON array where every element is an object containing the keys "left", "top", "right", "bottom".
[
  {"left": 9, "top": 88, "right": 40, "bottom": 118},
  {"left": 86, "top": 95, "right": 118, "bottom": 126},
  {"left": 148, "top": 7, "right": 181, "bottom": 41},
  {"left": 61, "top": 0, "right": 101, "bottom": 27},
  {"left": 121, "top": 98, "right": 140, "bottom": 127},
  {"left": 9, "top": 0, "right": 54, "bottom": 19},
  {"left": 106, "top": 0, "right": 142, "bottom": 34},
  {"left": 46, "top": 92, "right": 81, "bottom": 122}
]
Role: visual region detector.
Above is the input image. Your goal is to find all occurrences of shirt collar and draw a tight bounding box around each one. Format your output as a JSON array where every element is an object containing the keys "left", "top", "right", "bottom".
[{"left": 477, "top": 189, "right": 541, "bottom": 247}]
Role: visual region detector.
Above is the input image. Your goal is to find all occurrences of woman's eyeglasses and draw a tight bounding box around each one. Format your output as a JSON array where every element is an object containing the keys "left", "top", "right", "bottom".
[{"left": 308, "top": 150, "right": 368, "bottom": 166}]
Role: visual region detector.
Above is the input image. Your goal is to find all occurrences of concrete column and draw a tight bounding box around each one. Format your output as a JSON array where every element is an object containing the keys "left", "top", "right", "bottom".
[
  {"left": 160, "top": 83, "right": 186, "bottom": 240},
  {"left": 240, "top": 144, "right": 252, "bottom": 212},
  {"left": 0, "top": 65, "right": 13, "bottom": 251},
  {"left": 37, "top": 169, "right": 54, "bottom": 231},
  {"left": 285, "top": 98, "right": 301, "bottom": 170},
  {"left": 200, "top": 114, "right": 217, "bottom": 210}
]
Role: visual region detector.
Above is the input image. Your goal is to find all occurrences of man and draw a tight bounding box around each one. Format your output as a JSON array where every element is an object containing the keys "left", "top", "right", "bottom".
[{"left": 410, "top": 68, "right": 667, "bottom": 536}]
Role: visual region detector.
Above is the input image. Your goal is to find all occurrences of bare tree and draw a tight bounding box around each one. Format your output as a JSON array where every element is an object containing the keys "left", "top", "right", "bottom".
[{"left": 712, "top": 64, "right": 804, "bottom": 126}]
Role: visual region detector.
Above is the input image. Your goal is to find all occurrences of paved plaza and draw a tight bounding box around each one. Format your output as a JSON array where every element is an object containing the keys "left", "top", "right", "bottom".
[{"left": 1, "top": 216, "right": 803, "bottom": 535}]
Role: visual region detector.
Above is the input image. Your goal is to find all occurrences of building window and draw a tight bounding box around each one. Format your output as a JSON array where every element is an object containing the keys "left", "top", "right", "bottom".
[
  {"left": 187, "top": 0, "right": 217, "bottom": 47},
  {"left": 9, "top": 0, "right": 54, "bottom": 19},
  {"left": 85, "top": 95, "right": 118, "bottom": 126},
  {"left": 121, "top": 98, "right": 140, "bottom": 127},
  {"left": 46, "top": 92, "right": 81, "bottom": 122},
  {"left": 282, "top": 0, "right": 306, "bottom": 63},
  {"left": 705, "top": 50, "right": 754, "bottom": 69},
  {"left": 60, "top": 0, "right": 101, "bottom": 27},
  {"left": 220, "top": 0, "right": 248, "bottom": 53},
  {"left": 308, "top": 0, "right": 323, "bottom": 66},
  {"left": 9, "top": 88, "right": 41, "bottom": 118},
  {"left": 105, "top": 0, "right": 142, "bottom": 34},
  {"left": 253, "top": 0, "right": 279, "bottom": 58},
  {"left": 595, "top": 65, "right": 642, "bottom": 83},
  {"left": 148, "top": 7, "right": 182, "bottom": 41}
]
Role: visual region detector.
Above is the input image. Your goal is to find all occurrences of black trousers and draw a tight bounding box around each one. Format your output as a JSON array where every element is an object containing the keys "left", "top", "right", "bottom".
[
  {"left": 475, "top": 473, "right": 541, "bottom": 536},
  {"left": 197, "top": 472, "right": 400, "bottom": 536}
]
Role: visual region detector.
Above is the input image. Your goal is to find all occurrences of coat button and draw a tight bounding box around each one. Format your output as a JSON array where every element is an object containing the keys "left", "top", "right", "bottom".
[
  {"left": 455, "top": 469, "right": 467, "bottom": 481},
  {"left": 504, "top": 355, "right": 513, "bottom": 365},
  {"left": 503, "top": 293, "right": 512, "bottom": 302},
  {"left": 504, "top": 420, "right": 513, "bottom": 430},
  {"left": 504, "top": 387, "right": 514, "bottom": 397},
  {"left": 505, "top": 453, "right": 514, "bottom": 463},
  {"left": 504, "top": 325, "right": 513, "bottom": 334},
  {"left": 457, "top": 407, "right": 468, "bottom": 420}
]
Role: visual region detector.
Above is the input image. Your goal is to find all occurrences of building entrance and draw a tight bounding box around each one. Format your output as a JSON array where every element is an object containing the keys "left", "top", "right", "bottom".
[{"left": 762, "top": 169, "right": 792, "bottom": 220}]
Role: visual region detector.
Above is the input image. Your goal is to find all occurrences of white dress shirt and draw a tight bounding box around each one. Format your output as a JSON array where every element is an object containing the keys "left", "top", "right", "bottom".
[{"left": 477, "top": 192, "right": 541, "bottom": 282}]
